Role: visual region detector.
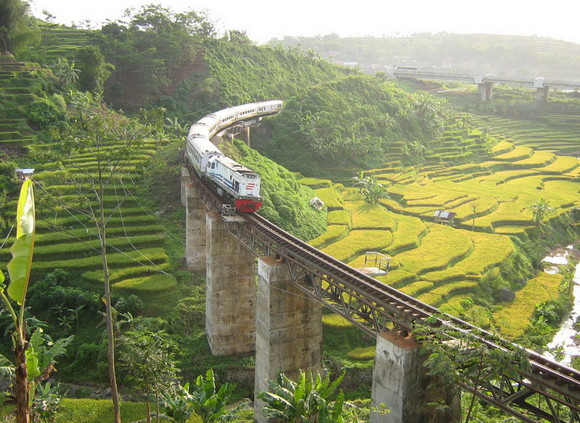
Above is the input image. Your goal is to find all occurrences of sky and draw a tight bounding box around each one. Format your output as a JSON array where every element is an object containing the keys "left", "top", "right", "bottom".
[{"left": 28, "top": 0, "right": 580, "bottom": 45}]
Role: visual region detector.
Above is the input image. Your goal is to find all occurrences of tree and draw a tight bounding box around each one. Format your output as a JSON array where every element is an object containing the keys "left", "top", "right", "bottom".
[
  {"left": 0, "top": 178, "right": 71, "bottom": 423},
  {"left": 48, "top": 58, "right": 80, "bottom": 87},
  {"left": 0, "top": 0, "right": 40, "bottom": 56},
  {"left": 414, "top": 316, "right": 530, "bottom": 423},
  {"left": 470, "top": 201, "right": 480, "bottom": 231},
  {"left": 119, "top": 328, "right": 179, "bottom": 423},
  {"left": 257, "top": 370, "right": 356, "bottom": 423},
  {"left": 352, "top": 171, "right": 389, "bottom": 204},
  {"left": 529, "top": 198, "right": 554, "bottom": 226},
  {"left": 75, "top": 45, "right": 113, "bottom": 94},
  {"left": 0, "top": 178, "right": 36, "bottom": 423},
  {"left": 59, "top": 95, "right": 148, "bottom": 423}
]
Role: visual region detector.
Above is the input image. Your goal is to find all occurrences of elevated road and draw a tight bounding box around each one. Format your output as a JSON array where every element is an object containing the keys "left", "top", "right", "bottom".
[{"left": 393, "top": 68, "right": 580, "bottom": 101}]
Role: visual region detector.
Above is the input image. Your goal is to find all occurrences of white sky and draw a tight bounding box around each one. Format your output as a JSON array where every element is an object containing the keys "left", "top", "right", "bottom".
[{"left": 28, "top": 0, "right": 580, "bottom": 45}]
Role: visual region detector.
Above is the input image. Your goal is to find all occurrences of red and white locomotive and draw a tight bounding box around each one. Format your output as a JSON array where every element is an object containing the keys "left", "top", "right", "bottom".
[{"left": 185, "top": 100, "right": 283, "bottom": 213}]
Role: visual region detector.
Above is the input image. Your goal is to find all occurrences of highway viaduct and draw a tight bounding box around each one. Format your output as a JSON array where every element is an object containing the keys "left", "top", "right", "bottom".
[{"left": 393, "top": 68, "right": 580, "bottom": 102}]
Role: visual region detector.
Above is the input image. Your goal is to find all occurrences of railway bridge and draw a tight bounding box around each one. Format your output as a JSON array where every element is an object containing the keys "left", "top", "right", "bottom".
[{"left": 181, "top": 166, "right": 579, "bottom": 423}]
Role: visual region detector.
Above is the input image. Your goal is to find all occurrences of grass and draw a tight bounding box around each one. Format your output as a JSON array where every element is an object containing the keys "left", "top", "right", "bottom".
[
  {"left": 308, "top": 224, "right": 349, "bottom": 249},
  {"left": 388, "top": 223, "right": 473, "bottom": 275},
  {"left": 493, "top": 272, "right": 563, "bottom": 339},
  {"left": 327, "top": 209, "right": 352, "bottom": 227},
  {"left": 322, "top": 229, "right": 392, "bottom": 263},
  {"left": 345, "top": 199, "right": 395, "bottom": 230},
  {"left": 50, "top": 399, "right": 202, "bottom": 423},
  {"left": 421, "top": 230, "right": 514, "bottom": 282},
  {"left": 315, "top": 186, "right": 344, "bottom": 209},
  {"left": 387, "top": 214, "right": 427, "bottom": 254}
]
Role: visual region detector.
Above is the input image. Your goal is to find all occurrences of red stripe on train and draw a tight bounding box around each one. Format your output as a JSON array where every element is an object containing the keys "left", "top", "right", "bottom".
[{"left": 235, "top": 199, "right": 262, "bottom": 213}]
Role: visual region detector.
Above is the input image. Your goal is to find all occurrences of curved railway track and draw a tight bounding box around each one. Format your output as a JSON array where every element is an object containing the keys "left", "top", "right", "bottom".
[{"left": 246, "top": 212, "right": 580, "bottom": 390}]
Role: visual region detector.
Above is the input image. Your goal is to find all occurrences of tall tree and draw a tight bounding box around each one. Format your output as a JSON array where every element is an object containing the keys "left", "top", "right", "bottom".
[
  {"left": 59, "top": 93, "right": 148, "bottom": 423},
  {"left": 0, "top": 0, "right": 40, "bottom": 56},
  {"left": 75, "top": 45, "right": 113, "bottom": 94}
]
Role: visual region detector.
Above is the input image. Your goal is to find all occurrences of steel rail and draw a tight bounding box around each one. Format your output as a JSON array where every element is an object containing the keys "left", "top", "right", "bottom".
[{"left": 245, "top": 212, "right": 580, "bottom": 396}]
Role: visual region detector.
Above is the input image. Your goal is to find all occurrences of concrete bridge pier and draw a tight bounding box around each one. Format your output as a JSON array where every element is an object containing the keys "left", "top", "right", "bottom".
[
  {"left": 205, "top": 212, "right": 257, "bottom": 355},
  {"left": 536, "top": 86, "right": 549, "bottom": 102},
  {"left": 183, "top": 168, "right": 206, "bottom": 273},
  {"left": 371, "top": 332, "right": 460, "bottom": 423},
  {"left": 254, "top": 257, "right": 323, "bottom": 423},
  {"left": 478, "top": 82, "right": 493, "bottom": 101}
]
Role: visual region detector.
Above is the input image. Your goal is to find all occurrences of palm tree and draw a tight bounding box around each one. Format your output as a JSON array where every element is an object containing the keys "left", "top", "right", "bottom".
[
  {"left": 530, "top": 198, "right": 554, "bottom": 226},
  {"left": 352, "top": 172, "right": 389, "bottom": 204}
]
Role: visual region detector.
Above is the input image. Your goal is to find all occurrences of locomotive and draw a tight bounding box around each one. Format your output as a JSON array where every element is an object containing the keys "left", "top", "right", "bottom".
[{"left": 185, "top": 100, "right": 284, "bottom": 213}]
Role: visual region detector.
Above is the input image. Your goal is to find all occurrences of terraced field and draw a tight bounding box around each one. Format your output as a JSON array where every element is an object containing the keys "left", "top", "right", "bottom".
[
  {"left": 0, "top": 57, "right": 38, "bottom": 156},
  {"left": 476, "top": 114, "right": 580, "bottom": 156},
  {"left": 0, "top": 102, "right": 176, "bottom": 304},
  {"left": 304, "top": 116, "right": 578, "bottom": 338},
  {"left": 39, "top": 23, "right": 95, "bottom": 60}
]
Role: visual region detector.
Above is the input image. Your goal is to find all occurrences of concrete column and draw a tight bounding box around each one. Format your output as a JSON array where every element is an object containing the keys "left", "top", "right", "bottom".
[
  {"left": 184, "top": 172, "right": 206, "bottom": 273},
  {"left": 371, "top": 332, "right": 460, "bottom": 423},
  {"left": 536, "top": 86, "right": 549, "bottom": 102},
  {"left": 205, "top": 212, "right": 256, "bottom": 355},
  {"left": 181, "top": 167, "right": 189, "bottom": 207},
  {"left": 254, "top": 257, "right": 323, "bottom": 423},
  {"left": 477, "top": 82, "right": 493, "bottom": 101}
]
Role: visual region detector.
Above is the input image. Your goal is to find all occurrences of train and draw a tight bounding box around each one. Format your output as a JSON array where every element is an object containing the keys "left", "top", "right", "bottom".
[{"left": 185, "top": 100, "right": 284, "bottom": 213}]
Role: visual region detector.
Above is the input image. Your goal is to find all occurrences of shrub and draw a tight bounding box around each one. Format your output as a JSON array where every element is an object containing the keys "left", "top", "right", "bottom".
[
  {"left": 114, "top": 294, "right": 144, "bottom": 315},
  {"left": 25, "top": 95, "right": 66, "bottom": 129}
]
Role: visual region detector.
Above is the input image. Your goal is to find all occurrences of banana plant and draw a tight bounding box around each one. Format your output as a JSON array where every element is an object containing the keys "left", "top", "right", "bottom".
[
  {"left": 0, "top": 178, "right": 36, "bottom": 423},
  {"left": 257, "top": 370, "right": 350, "bottom": 423}
]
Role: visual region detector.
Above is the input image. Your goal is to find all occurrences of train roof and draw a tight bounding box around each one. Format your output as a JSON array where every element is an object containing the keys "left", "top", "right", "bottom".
[
  {"left": 215, "top": 155, "right": 258, "bottom": 175},
  {"left": 187, "top": 135, "right": 222, "bottom": 156}
]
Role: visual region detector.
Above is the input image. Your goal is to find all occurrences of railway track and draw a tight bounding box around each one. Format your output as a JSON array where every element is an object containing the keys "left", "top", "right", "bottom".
[{"left": 243, "top": 212, "right": 580, "bottom": 420}]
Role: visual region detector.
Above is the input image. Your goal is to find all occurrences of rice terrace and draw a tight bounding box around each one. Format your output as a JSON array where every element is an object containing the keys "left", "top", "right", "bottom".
[{"left": 306, "top": 111, "right": 579, "bottom": 340}]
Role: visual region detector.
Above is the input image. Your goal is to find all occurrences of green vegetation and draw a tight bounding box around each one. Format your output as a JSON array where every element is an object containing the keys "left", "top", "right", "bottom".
[{"left": 260, "top": 75, "right": 451, "bottom": 176}]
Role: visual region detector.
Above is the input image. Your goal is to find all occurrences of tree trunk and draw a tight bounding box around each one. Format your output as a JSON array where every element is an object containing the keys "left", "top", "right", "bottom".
[
  {"left": 145, "top": 384, "right": 151, "bottom": 423},
  {"left": 100, "top": 222, "right": 121, "bottom": 423},
  {"left": 14, "top": 334, "right": 30, "bottom": 423}
]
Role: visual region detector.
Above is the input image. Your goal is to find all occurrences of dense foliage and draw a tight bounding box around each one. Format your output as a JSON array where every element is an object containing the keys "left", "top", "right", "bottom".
[{"left": 259, "top": 74, "right": 449, "bottom": 175}]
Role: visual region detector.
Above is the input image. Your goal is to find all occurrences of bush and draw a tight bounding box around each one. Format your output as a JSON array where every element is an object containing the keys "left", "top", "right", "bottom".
[
  {"left": 65, "top": 343, "right": 103, "bottom": 376},
  {"left": 28, "top": 269, "right": 101, "bottom": 318},
  {"left": 25, "top": 95, "right": 66, "bottom": 129},
  {"left": 114, "top": 294, "right": 144, "bottom": 315}
]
